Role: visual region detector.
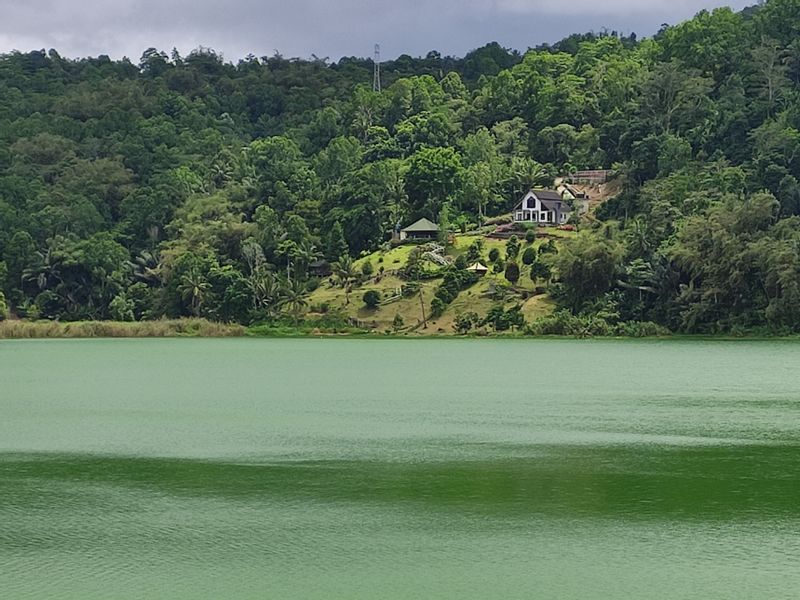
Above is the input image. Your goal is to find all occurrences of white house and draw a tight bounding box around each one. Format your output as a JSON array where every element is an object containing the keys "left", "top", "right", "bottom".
[{"left": 513, "top": 190, "right": 572, "bottom": 226}]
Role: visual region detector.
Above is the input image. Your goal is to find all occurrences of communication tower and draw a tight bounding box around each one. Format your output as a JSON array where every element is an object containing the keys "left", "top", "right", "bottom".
[{"left": 373, "top": 44, "right": 381, "bottom": 92}]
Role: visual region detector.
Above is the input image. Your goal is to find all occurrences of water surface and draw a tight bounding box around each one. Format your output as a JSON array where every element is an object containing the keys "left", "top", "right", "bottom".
[{"left": 1, "top": 339, "right": 799, "bottom": 599}]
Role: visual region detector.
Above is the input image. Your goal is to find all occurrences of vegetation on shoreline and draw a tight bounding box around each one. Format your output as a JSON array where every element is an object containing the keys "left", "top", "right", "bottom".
[
  {"left": 2, "top": 1, "right": 800, "bottom": 336},
  {"left": 0, "top": 318, "right": 244, "bottom": 339}
]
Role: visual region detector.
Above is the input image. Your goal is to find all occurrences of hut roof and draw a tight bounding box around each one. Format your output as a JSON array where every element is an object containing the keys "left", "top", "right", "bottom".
[{"left": 401, "top": 218, "right": 439, "bottom": 233}]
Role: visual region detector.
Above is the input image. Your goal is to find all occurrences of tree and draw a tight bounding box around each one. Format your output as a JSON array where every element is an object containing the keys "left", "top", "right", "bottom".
[
  {"left": 392, "top": 313, "right": 405, "bottom": 332},
  {"left": 405, "top": 147, "right": 464, "bottom": 219},
  {"left": 325, "top": 221, "right": 349, "bottom": 261},
  {"left": 553, "top": 230, "right": 623, "bottom": 312},
  {"left": 438, "top": 202, "right": 452, "bottom": 246},
  {"left": 332, "top": 255, "right": 359, "bottom": 305},
  {"left": 466, "top": 240, "right": 484, "bottom": 263},
  {"left": 363, "top": 289, "right": 381, "bottom": 308},
  {"left": 506, "top": 235, "right": 521, "bottom": 260},
  {"left": 454, "top": 311, "right": 479, "bottom": 334},
  {"left": 522, "top": 247, "right": 536, "bottom": 265},
  {"left": 277, "top": 277, "right": 310, "bottom": 325},
  {"left": 0, "top": 291, "right": 8, "bottom": 320},
  {"left": 504, "top": 261, "right": 520, "bottom": 285},
  {"left": 530, "top": 260, "right": 552, "bottom": 285},
  {"left": 361, "top": 260, "right": 374, "bottom": 278},
  {"left": 178, "top": 269, "right": 211, "bottom": 317},
  {"left": 109, "top": 294, "right": 135, "bottom": 322}
]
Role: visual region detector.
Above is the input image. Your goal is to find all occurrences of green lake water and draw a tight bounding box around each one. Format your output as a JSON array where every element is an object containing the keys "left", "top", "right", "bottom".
[{"left": 1, "top": 338, "right": 799, "bottom": 599}]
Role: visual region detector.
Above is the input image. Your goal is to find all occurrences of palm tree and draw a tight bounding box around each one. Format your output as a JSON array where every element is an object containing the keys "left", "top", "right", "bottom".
[
  {"left": 332, "top": 255, "right": 358, "bottom": 305},
  {"left": 22, "top": 247, "right": 62, "bottom": 292},
  {"left": 178, "top": 269, "right": 211, "bottom": 316},
  {"left": 293, "top": 238, "right": 320, "bottom": 277},
  {"left": 130, "top": 249, "right": 161, "bottom": 286},
  {"left": 248, "top": 267, "right": 280, "bottom": 317},
  {"left": 277, "top": 277, "right": 309, "bottom": 325},
  {"left": 512, "top": 157, "right": 550, "bottom": 195}
]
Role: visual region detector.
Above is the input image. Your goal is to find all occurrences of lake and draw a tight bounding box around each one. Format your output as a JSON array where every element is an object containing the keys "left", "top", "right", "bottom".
[{"left": 1, "top": 338, "right": 799, "bottom": 599}]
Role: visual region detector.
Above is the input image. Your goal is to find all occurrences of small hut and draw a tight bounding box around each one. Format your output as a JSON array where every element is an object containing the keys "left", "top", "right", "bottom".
[
  {"left": 400, "top": 218, "right": 439, "bottom": 241},
  {"left": 308, "top": 260, "right": 332, "bottom": 277},
  {"left": 467, "top": 262, "right": 489, "bottom": 277}
]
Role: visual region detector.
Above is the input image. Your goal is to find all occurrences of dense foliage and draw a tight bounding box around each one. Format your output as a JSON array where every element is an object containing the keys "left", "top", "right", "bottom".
[{"left": 2, "top": 1, "right": 800, "bottom": 333}]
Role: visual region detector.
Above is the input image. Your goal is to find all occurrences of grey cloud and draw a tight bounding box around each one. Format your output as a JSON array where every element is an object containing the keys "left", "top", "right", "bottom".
[{"left": 0, "top": 0, "right": 754, "bottom": 62}]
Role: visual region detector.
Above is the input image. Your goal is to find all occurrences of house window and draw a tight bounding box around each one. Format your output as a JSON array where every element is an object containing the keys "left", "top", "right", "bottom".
[{"left": 516, "top": 212, "right": 523, "bottom": 221}]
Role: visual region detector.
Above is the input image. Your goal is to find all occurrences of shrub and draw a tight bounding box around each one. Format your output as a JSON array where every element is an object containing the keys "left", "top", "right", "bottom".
[
  {"left": 488, "top": 247, "right": 500, "bottom": 262},
  {"left": 530, "top": 260, "right": 551, "bottom": 283},
  {"left": 0, "top": 292, "right": 8, "bottom": 321},
  {"left": 614, "top": 321, "right": 671, "bottom": 337},
  {"left": 454, "top": 254, "right": 468, "bottom": 270},
  {"left": 430, "top": 297, "right": 447, "bottom": 318},
  {"left": 109, "top": 294, "right": 135, "bottom": 322},
  {"left": 361, "top": 261, "right": 374, "bottom": 277},
  {"left": 363, "top": 290, "right": 381, "bottom": 308},
  {"left": 522, "top": 247, "right": 536, "bottom": 265},
  {"left": 506, "top": 236, "right": 520, "bottom": 260},
  {"left": 466, "top": 239, "right": 484, "bottom": 262},
  {"left": 504, "top": 262, "right": 520, "bottom": 284},
  {"left": 401, "top": 282, "right": 420, "bottom": 297},
  {"left": 454, "top": 311, "right": 479, "bottom": 334},
  {"left": 539, "top": 239, "right": 558, "bottom": 255},
  {"left": 525, "top": 229, "right": 536, "bottom": 244},
  {"left": 392, "top": 313, "right": 404, "bottom": 332},
  {"left": 493, "top": 259, "right": 505, "bottom": 274}
]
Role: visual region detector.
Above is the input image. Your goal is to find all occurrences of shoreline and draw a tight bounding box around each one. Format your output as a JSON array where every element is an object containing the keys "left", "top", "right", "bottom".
[{"left": 0, "top": 319, "right": 798, "bottom": 341}]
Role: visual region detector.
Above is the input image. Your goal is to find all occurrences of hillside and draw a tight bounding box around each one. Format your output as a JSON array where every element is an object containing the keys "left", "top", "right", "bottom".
[
  {"left": 306, "top": 230, "right": 574, "bottom": 335},
  {"left": 3, "top": 1, "right": 800, "bottom": 335}
]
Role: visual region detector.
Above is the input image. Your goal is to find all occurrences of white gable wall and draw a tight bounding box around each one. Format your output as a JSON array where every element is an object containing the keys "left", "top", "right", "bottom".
[{"left": 514, "top": 191, "right": 570, "bottom": 225}]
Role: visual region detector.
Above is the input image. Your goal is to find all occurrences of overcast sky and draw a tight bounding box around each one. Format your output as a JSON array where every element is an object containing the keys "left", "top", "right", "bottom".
[{"left": 0, "top": 0, "right": 754, "bottom": 62}]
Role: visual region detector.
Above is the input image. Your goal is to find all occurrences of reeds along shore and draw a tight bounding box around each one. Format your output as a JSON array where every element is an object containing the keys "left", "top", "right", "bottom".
[{"left": 0, "top": 319, "right": 245, "bottom": 339}]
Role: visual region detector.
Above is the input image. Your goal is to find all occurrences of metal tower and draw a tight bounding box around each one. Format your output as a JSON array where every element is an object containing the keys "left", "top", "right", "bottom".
[{"left": 373, "top": 44, "right": 381, "bottom": 92}]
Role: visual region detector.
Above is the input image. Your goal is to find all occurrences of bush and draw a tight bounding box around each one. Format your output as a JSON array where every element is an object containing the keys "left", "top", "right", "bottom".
[
  {"left": 504, "top": 262, "right": 520, "bottom": 284},
  {"left": 454, "top": 254, "right": 468, "bottom": 270},
  {"left": 466, "top": 239, "right": 484, "bottom": 262},
  {"left": 522, "top": 247, "right": 536, "bottom": 265},
  {"left": 530, "top": 260, "right": 552, "bottom": 284},
  {"left": 539, "top": 239, "right": 558, "bottom": 255},
  {"left": 401, "top": 282, "right": 420, "bottom": 297},
  {"left": 361, "top": 261, "right": 374, "bottom": 277},
  {"left": 488, "top": 248, "right": 500, "bottom": 262},
  {"left": 392, "top": 313, "right": 404, "bottom": 332},
  {"left": 109, "top": 294, "right": 135, "bottom": 322},
  {"left": 430, "top": 297, "right": 447, "bottom": 318},
  {"left": 0, "top": 292, "right": 8, "bottom": 321},
  {"left": 506, "top": 236, "right": 520, "bottom": 260},
  {"left": 363, "top": 290, "right": 381, "bottom": 308},
  {"left": 525, "top": 229, "right": 536, "bottom": 244},
  {"left": 614, "top": 321, "right": 671, "bottom": 337},
  {"left": 454, "top": 311, "right": 479, "bottom": 334}
]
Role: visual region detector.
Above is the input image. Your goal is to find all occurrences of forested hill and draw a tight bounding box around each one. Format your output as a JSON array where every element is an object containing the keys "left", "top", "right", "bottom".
[{"left": 2, "top": 0, "right": 800, "bottom": 335}]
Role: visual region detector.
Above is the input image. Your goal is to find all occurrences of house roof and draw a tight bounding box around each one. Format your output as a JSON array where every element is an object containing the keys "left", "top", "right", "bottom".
[
  {"left": 532, "top": 189, "right": 563, "bottom": 202},
  {"left": 514, "top": 189, "right": 572, "bottom": 213},
  {"left": 541, "top": 199, "right": 572, "bottom": 213},
  {"left": 402, "top": 217, "right": 439, "bottom": 232}
]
